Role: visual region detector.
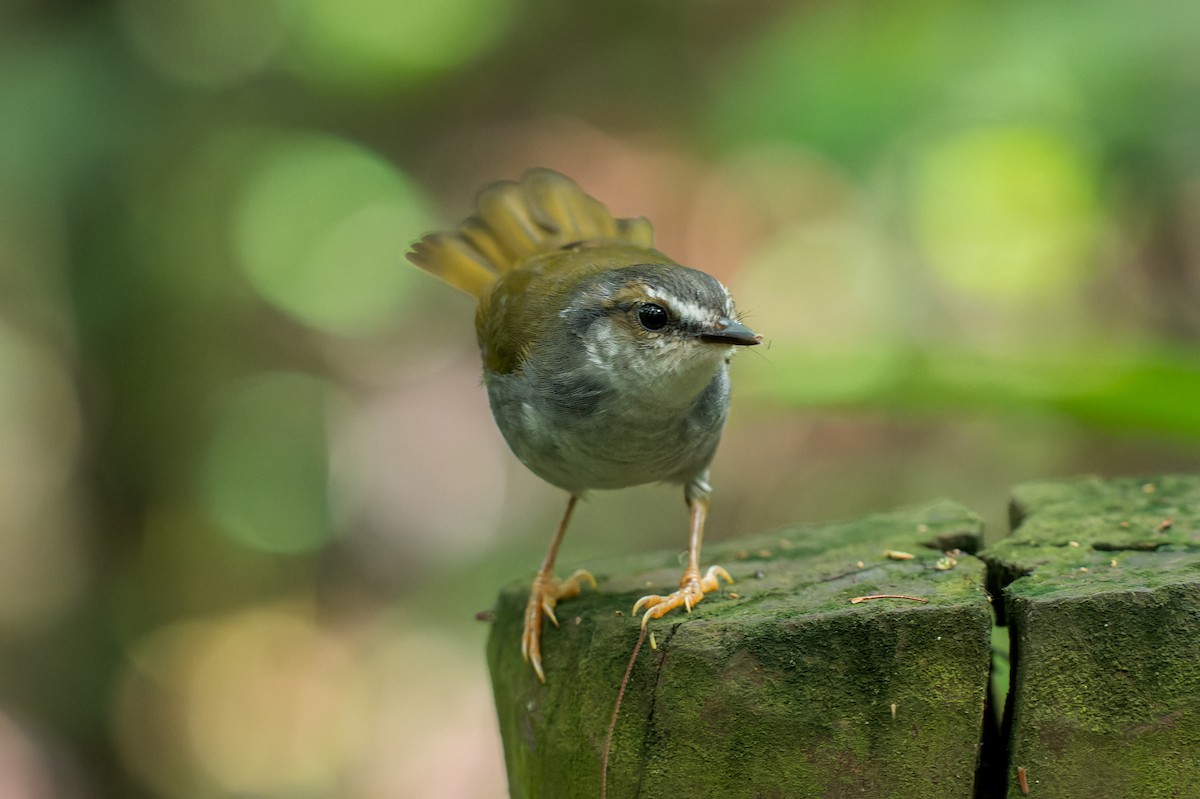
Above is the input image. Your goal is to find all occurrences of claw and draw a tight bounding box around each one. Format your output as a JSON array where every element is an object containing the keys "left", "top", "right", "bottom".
[
  {"left": 560, "top": 568, "right": 598, "bottom": 597},
  {"left": 521, "top": 569, "right": 596, "bottom": 683},
  {"left": 705, "top": 565, "right": 733, "bottom": 587},
  {"left": 634, "top": 565, "right": 733, "bottom": 628}
]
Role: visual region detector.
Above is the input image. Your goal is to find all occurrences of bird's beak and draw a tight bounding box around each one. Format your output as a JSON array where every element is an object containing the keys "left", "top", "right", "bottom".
[{"left": 699, "top": 317, "right": 761, "bottom": 346}]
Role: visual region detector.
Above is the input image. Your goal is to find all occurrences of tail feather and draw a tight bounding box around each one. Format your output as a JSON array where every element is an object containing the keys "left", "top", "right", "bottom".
[
  {"left": 522, "top": 169, "right": 617, "bottom": 243},
  {"left": 614, "top": 215, "right": 655, "bottom": 248},
  {"left": 407, "top": 233, "right": 499, "bottom": 298},
  {"left": 407, "top": 169, "right": 654, "bottom": 298},
  {"left": 475, "top": 181, "right": 547, "bottom": 261},
  {"left": 459, "top": 216, "right": 513, "bottom": 273}
]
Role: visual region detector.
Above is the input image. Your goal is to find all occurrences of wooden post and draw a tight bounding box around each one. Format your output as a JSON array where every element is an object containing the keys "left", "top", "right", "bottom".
[
  {"left": 488, "top": 476, "right": 1200, "bottom": 797},
  {"left": 983, "top": 475, "right": 1200, "bottom": 798},
  {"left": 487, "top": 501, "right": 993, "bottom": 798}
]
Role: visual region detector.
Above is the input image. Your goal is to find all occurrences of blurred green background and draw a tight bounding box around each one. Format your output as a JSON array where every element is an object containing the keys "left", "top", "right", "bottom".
[{"left": 2, "top": 0, "right": 1199, "bottom": 796}]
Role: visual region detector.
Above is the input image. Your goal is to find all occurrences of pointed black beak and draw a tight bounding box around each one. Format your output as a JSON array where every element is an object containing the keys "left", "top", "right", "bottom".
[{"left": 699, "top": 317, "right": 761, "bottom": 346}]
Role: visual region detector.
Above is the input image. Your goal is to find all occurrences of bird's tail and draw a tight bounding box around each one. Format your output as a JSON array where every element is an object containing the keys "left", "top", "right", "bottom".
[{"left": 406, "top": 169, "right": 654, "bottom": 298}]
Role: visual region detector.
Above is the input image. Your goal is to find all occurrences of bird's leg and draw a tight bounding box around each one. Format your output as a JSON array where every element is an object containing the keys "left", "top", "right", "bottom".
[
  {"left": 521, "top": 495, "right": 596, "bottom": 683},
  {"left": 633, "top": 494, "right": 732, "bottom": 627}
]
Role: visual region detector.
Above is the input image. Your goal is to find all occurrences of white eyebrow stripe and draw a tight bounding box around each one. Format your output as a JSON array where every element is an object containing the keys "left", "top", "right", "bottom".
[
  {"left": 672, "top": 298, "right": 716, "bottom": 325},
  {"left": 716, "top": 281, "right": 736, "bottom": 316},
  {"left": 641, "top": 283, "right": 733, "bottom": 325}
]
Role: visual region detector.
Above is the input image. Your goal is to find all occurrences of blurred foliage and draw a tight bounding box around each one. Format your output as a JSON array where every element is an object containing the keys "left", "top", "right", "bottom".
[{"left": 0, "top": 0, "right": 1198, "bottom": 796}]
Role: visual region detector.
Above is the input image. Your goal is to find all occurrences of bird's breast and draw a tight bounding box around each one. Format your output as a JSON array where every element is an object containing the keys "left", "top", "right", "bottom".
[{"left": 485, "top": 365, "right": 730, "bottom": 494}]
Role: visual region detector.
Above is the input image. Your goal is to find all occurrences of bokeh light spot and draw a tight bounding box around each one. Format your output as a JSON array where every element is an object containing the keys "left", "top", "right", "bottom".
[
  {"left": 201, "top": 372, "right": 334, "bottom": 554},
  {"left": 332, "top": 365, "right": 508, "bottom": 574},
  {"left": 116, "top": 609, "right": 367, "bottom": 797},
  {"left": 0, "top": 321, "right": 86, "bottom": 631},
  {"left": 118, "top": 0, "right": 287, "bottom": 88},
  {"left": 742, "top": 221, "right": 894, "bottom": 348},
  {"left": 185, "top": 609, "right": 365, "bottom": 795},
  {"left": 914, "top": 127, "right": 1101, "bottom": 300},
  {"left": 288, "top": 0, "right": 512, "bottom": 87},
  {"left": 0, "top": 712, "right": 57, "bottom": 798},
  {"left": 234, "top": 134, "right": 432, "bottom": 336},
  {"left": 737, "top": 207, "right": 903, "bottom": 404}
]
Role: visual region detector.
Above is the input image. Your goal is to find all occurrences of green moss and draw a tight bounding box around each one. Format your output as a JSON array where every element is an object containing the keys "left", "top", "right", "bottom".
[
  {"left": 1004, "top": 581, "right": 1200, "bottom": 797},
  {"left": 488, "top": 501, "right": 992, "bottom": 798},
  {"left": 989, "top": 475, "right": 1200, "bottom": 798},
  {"left": 490, "top": 479, "right": 1200, "bottom": 797}
]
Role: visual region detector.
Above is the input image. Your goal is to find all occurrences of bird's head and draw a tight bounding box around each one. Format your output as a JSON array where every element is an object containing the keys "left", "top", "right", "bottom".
[{"left": 561, "top": 263, "right": 760, "bottom": 399}]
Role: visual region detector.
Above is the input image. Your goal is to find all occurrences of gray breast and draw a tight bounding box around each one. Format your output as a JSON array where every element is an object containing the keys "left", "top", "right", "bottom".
[{"left": 485, "top": 365, "right": 730, "bottom": 495}]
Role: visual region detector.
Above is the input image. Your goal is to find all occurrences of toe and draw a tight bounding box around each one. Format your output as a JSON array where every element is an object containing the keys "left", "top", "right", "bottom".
[{"left": 700, "top": 565, "right": 733, "bottom": 591}]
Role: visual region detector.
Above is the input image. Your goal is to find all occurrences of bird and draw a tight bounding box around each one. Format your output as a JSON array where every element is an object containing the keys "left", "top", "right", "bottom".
[{"left": 407, "top": 169, "right": 760, "bottom": 682}]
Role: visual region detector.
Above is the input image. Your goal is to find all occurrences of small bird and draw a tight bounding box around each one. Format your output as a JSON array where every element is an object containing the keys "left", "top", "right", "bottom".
[{"left": 407, "top": 169, "right": 759, "bottom": 682}]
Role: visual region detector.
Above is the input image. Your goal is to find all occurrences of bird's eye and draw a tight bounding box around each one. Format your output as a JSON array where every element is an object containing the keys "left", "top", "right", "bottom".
[{"left": 637, "top": 303, "right": 669, "bottom": 331}]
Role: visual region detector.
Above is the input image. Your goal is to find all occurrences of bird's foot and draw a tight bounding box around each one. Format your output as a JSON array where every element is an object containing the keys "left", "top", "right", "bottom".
[
  {"left": 521, "top": 569, "right": 596, "bottom": 682},
  {"left": 632, "top": 565, "right": 732, "bottom": 628}
]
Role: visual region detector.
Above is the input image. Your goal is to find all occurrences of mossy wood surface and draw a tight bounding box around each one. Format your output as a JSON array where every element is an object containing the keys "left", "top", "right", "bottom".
[
  {"left": 982, "top": 475, "right": 1200, "bottom": 799},
  {"left": 488, "top": 501, "right": 993, "bottom": 798}
]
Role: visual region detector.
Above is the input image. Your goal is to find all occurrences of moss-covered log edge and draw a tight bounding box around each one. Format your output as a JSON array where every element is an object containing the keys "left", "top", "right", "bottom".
[{"left": 488, "top": 475, "right": 1200, "bottom": 798}]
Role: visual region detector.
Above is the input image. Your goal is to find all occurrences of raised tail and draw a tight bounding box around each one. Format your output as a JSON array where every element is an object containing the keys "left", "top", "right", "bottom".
[{"left": 406, "top": 169, "right": 654, "bottom": 298}]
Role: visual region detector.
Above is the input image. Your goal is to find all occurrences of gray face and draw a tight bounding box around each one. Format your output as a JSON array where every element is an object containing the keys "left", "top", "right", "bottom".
[
  {"left": 561, "top": 264, "right": 738, "bottom": 350},
  {"left": 545, "top": 263, "right": 742, "bottom": 421},
  {"left": 486, "top": 263, "right": 748, "bottom": 496}
]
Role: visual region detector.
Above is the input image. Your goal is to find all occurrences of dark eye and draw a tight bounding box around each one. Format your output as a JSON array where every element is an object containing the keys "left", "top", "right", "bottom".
[{"left": 637, "top": 303, "right": 669, "bottom": 331}]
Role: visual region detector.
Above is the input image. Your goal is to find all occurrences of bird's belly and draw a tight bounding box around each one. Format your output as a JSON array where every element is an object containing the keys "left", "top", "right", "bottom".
[{"left": 492, "top": 394, "right": 721, "bottom": 494}]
